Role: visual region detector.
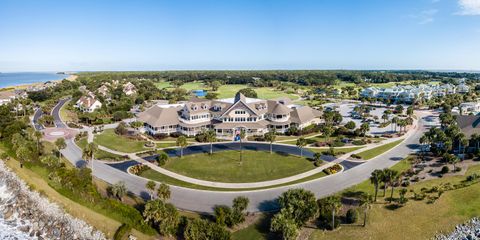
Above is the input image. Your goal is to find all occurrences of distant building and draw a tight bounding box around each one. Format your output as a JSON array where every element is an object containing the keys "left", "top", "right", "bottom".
[
  {"left": 75, "top": 94, "right": 102, "bottom": 112},
  {"left": 459, "top": 102, "right": 480, "bottom": 115},
  {"left": 0, "top": 90, "right": 27, "bottom": 106},
  {"left": 360, "top": 83, "right": 464, "bottom": 103},
  {"left": 97, "top": 85, "right": 110, "bottom": 97},
  {"left": 123, "top": 82, "right": 137, "bottom": 96},
  {"left": 137, "top": 91, "right": 322, "bottom": 138}
]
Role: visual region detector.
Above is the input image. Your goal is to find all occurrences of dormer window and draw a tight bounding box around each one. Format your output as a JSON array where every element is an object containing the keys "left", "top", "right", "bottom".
[{"left": 235, "top": 110, "right": 246, "bottom": 114}]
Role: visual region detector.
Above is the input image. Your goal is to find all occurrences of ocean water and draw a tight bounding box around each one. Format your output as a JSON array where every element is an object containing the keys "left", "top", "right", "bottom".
[{"left": 0, "top": 72, "right": 70, "bottom": 88}]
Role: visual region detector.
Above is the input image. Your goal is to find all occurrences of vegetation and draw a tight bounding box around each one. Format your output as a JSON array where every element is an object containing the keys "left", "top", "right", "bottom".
[
  {"left": 355, "top": 140, "right": 403, "bottom": 160},
  {"left": 159, "top": 150, "right": 316, "bottom": 183},
  {"left": 94, "top": 129, "right": 147, "bottom": 153}
]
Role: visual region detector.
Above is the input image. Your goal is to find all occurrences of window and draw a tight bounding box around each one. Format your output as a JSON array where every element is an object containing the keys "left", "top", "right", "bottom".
[{"left": 235, "top": 110, "right": 246, "bottom": 115}]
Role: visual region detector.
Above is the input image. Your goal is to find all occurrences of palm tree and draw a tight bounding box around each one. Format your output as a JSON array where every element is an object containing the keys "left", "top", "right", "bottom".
[
  {"left": 296, "top": 137, "right": 307, "bottom": 157},
  {"left": 264, "top": 130, "right": 277, "bottom": 154},
  {"left": 176, "top": 136, "right": 188, "bottom": 158},
  {"left": 360, "top": 123, "right": 370, "bottom": 139},
  {"left": 146, "top": 180, "right": 156, "bottom": 200},
  {"left": 111, "top": 181, "right": 127, "bottom": 202},
  {"left": 359, "top": 193, "right": 372, "bottom": 227},
  {"left": 326, "top": 196, "right": 342, "bottom": 229},
  {"left": 33, "top": 130, "right": 43, "bottom": 155},
  {"left": 370, "top": 169, "right": 383, "bottom": 202},
  {"left": 205, "top": 130, "right": 217, "bottom": 155},
  {"left": 381, "top": 113, "right": 389, "bottom": 123},
  {"left": 54, "top": 137, "right": 66, "bottom": 159},
  {"left": 157, "top": 183, "right": 171, "bottom": 200},
  {"left": 391, "top": 116, "right": 399, "bottom": 133},
  {"left": 82, "top": 142, "right": 98, "bottom": 171},
  {"left": 382, "top": 169, "right": 399, "bottom": 203}
]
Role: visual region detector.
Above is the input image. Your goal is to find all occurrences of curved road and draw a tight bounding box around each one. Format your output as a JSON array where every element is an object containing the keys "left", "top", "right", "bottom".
[{"left": 55, "top": 98, "right": 431, "bottom": 213}]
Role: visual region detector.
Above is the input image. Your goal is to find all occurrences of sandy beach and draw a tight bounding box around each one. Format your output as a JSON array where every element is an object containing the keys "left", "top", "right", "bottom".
[{"left": 0, "top": 74, "right": 77, "bottom": 91}]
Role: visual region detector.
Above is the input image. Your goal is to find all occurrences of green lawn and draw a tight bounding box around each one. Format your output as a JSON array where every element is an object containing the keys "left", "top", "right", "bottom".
[
  {"left": 155, "top": 142, "right": 178, "bottom": 148},
  {"left": 140, "top": 167, "right": 326, "bottom": 192},
  {"left": 155, "top": 81, "right": 205, "bottom": 90},
  {"left": 309, "top": 146, "right": 365, "bottom": 155},
  {"left": 94, "top": 129, "right": 148, "bottom": 153},
  {"left": 214, "top": 84, "right": 299, "bottom": 100},
  {"left": 155, "top": 82, "right": 298, "bottom": 100},
  {"left": 76, "top": 137, "right": 127, "bottom": 161},
  {"left": 161, "top": 150, "right": 315, "bottom": 183},
  {"left": 355, "top": 139, "right": 403, "bottom": 160}
]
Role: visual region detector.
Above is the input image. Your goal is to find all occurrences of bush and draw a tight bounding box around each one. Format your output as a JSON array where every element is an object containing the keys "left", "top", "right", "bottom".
[
  {"left": 351, "top": 154, "right": 362, "bottom": 159},
  {"left": 129, "top": 164, "right": 151, "bottom": 175},
  {"left": 195, "top": 133, "right": 207, "bottom": 142},
  {"left": 170, "top": 132, "right": 184, "bottom": 138},
  {"left": 466, "top": 173, "right": 480, "bottom": 182},
  {"left": 114, "top": 223, "right": 132, "bottom": 240},
  {"left": 441, "top": 166, "right": 449, "bottom": 174},
  {"left": 329, "top": 141, "right": 345, "bottom": 147},
  {"left": 454, "top": 167, "right": 462, "bottom": 172},
  {"left": 157, "top": 153, "right": 169, "bottom": 166},
  {"left": 352, "top": 140, "right": 366, "bottom": 145},
  {"left": 184, "top": 219, "right": 231, "bottom": 240},
  {"left": 152, "top": 133, "right": 168, "bottom": 140},
  {"left": 346, "top": 209, "right": 358, "bottom": 224}
]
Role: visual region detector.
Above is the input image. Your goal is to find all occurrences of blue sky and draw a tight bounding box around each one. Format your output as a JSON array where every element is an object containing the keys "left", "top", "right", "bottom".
[{"left": 0, "top": 0, "right": 479, "bottom": 71}]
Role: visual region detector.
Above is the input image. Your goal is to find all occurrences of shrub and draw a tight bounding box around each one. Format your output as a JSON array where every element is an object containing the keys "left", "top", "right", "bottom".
[
  {"left": 157, "top": 153, "right": 169, "bottom": 166},
  {"left": 329, "top": 141, "right": 345, "bottom": 147},
  {"left": 351, "top": 154, "right": 362, "bottom": 159},
  {"left": 352, "top": 140, "right": 366, "bottom": 145},
  {"left": 323, "top": 164, "right": 342, "bottom": 175},
  {"left": 466, "top": 173, "right": 480, "bottom": 182},
  {"left": 115, "top": 122, "right": 128, "bottom": 135},
  {"left": 152, "top": 133, "right": 168, "bottom": 140},
  {"left": 195, "top": 133, "right": 208, "bottom": 142},
  {"left": 184, "top": 219, "right": 231, "bottom": 240},
  {"left": 413, "top": 192, "right": 426, "bottom": 201},
  {"left": 129, "top": 164, "right": 151, "bottom": 175},
  {"left": 346, "top": 209, "right": 358, "bottom": 224},
  {"left": 114, "top": 223, "right": 132, "bottom": 240},
  {"left": 314, "top": 160, "right": 322, "bottom": 167},
  {"left": 441, "top": 166, "right": 449, "bottom": 174},
  {"left": 454, "top": 167, "right": 462, "bottom": 172},
  {"left": 170, "top": 132, "right": 184, "bottom": 138}
]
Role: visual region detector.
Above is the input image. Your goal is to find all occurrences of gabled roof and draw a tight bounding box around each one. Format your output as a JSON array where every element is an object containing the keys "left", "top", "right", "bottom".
[
  {"left": 456, "top": 115, "right": 480, "bottom": 138},
  {"left": 219, "top": 92, "right": 259, "bottom": 117},
  {"left": 290, "top": 106, "right": 322, "bottom": 124},
  {"left": 138, "top": 105, "right": 180, "bottom": 127}
]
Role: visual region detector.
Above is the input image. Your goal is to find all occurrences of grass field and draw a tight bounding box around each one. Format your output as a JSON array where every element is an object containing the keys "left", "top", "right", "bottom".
[
  {"left": 310, "top": 162, "right": 480, "bottom": 240},
  {"left": 155, "top": 81, "right": 205, "bottom": 90},
  {"left": 94, "top": 129, "right": 148, "bottom": 153},
  {"left": 76, "top": 137, "right": 127, "bottom": 161},
  {"left": 59, "top": 104, "right": 77, "bottom": 122},
  {"left": 355, "top": 139, "right": 403, "bottom": 160},
  {"left": 309, "top": 146, "right": 365, "bottom": 155},
  {"left": 155, "top": 81, "right": 299, "bottom": 100},
  {"left": 161, "top": 150, "right": 315, "bottom": 183},
  {"left": 140, "top": 167, "right": 327, "bottom": 191}
]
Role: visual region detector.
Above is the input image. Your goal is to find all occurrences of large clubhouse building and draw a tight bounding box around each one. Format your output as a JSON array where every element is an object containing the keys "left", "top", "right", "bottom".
[{"left": 137, "top": 92, "right": 322, "bottom": 139}]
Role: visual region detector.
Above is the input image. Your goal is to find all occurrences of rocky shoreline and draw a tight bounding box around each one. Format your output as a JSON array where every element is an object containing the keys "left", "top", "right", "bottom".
[
  {"left": 0, "top": 160, "right": 105, "bottom": 240},
  {"left": 434, "top": 218, "right": 480, "bottom": 240}
]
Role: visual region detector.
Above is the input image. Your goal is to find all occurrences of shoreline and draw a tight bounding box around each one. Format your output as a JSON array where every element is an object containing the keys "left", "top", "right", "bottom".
[{"left": 0, "top": 74, "right": 77, "bottom": 91}]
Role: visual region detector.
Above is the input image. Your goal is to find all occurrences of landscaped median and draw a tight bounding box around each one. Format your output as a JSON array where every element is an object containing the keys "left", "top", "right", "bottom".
[
  {"left": 125, "top": 150, "right": 345, "bottom": 191},
  {"left": 351, "top": 139, "right": 403, "bottom": 160}
]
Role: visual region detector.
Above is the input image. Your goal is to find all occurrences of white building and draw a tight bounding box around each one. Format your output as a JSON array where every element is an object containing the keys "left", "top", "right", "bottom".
[
  {"left": 459, "top": 102, "right": 480, "bottom": 115},
  {"left": 75, "top": 95, "right": 102, "bottom": 112},
  {"left": 123, "top": 82, "right": 137, "bottom": 96}
]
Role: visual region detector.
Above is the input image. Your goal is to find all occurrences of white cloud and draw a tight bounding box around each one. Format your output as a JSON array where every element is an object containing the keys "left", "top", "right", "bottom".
[
  {"left": 412, "top": 9, "right": 438, "bottom": 24},
  {"left": 457, "top": 0, "right": 480, "bottom": 15}
]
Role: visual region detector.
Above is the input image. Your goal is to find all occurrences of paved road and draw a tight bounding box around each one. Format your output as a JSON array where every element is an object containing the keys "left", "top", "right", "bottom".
[
  {"left": 33, "top": 108, "right": 44, "bottom": 131},
  {"left": 52, "top": 98, "right": 70, "bottom": 128},
  {"left": 55, "top": 98, "right": 431, "bottom": 213}
]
